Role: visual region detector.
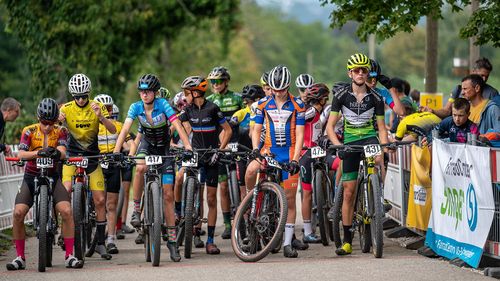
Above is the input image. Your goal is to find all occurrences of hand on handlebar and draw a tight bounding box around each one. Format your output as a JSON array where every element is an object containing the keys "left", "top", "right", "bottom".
[
  {"left": 209, "top": 152, "right": 219, "bottom": 166},
  {"left": 288, "top": 160, "right": 300, "bottom": 175}
]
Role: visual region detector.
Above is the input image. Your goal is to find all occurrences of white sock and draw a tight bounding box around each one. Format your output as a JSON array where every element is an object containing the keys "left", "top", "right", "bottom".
[
  {"left": 283, "top": 224, "right": 295, "bottom": 246},
  {"left": 303, "top": 220, "right": 312, "bottom": 236},
  {"left": 107, "top": 235, "right": 115, "bottom": 244}
]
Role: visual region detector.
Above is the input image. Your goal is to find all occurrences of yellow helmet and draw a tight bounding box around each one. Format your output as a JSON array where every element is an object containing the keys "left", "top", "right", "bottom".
[{"left": 346, "top": 53, "right": 370, "bottom": 70}]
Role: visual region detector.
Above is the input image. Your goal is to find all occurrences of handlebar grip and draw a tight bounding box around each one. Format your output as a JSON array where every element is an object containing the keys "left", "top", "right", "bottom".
[
  {"left": 5, "top": 157, "right": 20, "bottom": 161},
  {"left": 67, "top": 157, "right": 83, "bottom": 162},
  {"left": 237, "top": 144, "right": 252, "bottom": 152}
]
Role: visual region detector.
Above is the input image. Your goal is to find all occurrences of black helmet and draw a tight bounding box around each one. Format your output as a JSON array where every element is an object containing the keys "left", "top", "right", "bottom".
[
  {"left": 242, "top": 85, "right": 265, "bottom": 101},
  {"left": 369, "top": 59, "right": 382, "bottom": 78},
  {"left": 137, "top": 74, "right": 161, "bottom": 91},
  {"left": 37, "top": 98, "right": 59, "bottom": 122}
]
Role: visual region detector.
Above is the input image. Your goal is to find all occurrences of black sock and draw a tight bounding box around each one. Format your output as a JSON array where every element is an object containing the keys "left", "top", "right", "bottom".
[
  {"left": 343, "top": 225, "right": 352, "bottom": 244},
  {"left": 175, "top": 201, "right": 182, "bottom": 216},
  {"left": 97, "top": 221, "right": 107, "bottom": 245},
  {"left": 207, "top": 226, "right": 215, "bottom": 244}
]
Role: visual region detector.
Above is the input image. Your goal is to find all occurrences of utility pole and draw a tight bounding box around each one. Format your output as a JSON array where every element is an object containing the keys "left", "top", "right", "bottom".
[
  {"left": 425, "top": 15, "right": 438, "bottom": 93},
  {"left": 469, "top": 0, "right": 480, "bottom": 72}
]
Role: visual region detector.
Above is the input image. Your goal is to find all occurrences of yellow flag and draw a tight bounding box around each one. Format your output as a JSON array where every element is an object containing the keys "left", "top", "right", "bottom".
[{"left": 406, "top": 144, "right": 432, "bottom": 231}]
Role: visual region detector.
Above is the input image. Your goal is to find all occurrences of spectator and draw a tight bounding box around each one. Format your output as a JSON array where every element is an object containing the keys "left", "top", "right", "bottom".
[
  {"left": 436, "top": 98, "right": 479, "bottom": 143},
  {"left": 431, "top": 57, "right": 498, "bottom": 118},
  {"left": 389, "top": 78, "right": 417, "bottom": 133},
  {"left": 0, "top": 98, "right": 21, "bottom": 155},
  {"left": 410, "top": 89, "right": 420, "bottom": 107},
  {"left": 461, "top": 74, "right": 500, "bottom": 134},
  {"left": 394, "top": 99, "right": 441, "bottom": 142}
]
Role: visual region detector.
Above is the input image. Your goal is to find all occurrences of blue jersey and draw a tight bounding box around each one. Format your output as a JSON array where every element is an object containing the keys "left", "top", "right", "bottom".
[
  {"left": 375, "top": 87, "right": 394, "bottom": 109},
  {"left": 127, "top": 98, "right": 178, "bottom": 146}
]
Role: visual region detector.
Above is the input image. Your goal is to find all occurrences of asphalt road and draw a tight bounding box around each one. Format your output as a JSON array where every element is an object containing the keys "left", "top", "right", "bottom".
[{"left": 0, "top": 198, "right": 491, "bottom": 281}]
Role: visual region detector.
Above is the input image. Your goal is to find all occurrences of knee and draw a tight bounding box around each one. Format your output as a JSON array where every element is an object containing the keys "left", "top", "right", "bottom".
[
  {"left": 13, "top": 208, "right": 26, "bottom": 222},
  {"left": 135, "top": 165, "right": 147, "bottom": 174},
  {"left": 59, "top": 207, "right": 72, "bottom": 221},
  {"left": 207, "top": 194, "right": 217, "bottom": 208},
  {"left": 94, "top": 196, "right": 106, "bottom": 208},
  {"left": 107, "top": 200, "right": 117, "bottom": 211},
  {"left": 164, "top": 189, "right": 174, "bottom": 203}
]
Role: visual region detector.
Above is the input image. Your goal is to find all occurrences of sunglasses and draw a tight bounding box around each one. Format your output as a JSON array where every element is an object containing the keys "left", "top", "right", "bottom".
[
  {"left": 351, "top": 68, "right": 369, "bottom": 74},
  {"left": 74, "top": 95, "right": 89, "bottom": 101},
  {"left": 298, "top": 87, "right": 306, "bottom": 92},
  {"left": 40, "top": 120, "right": 56, "bottom": 126},
  {"left": 210, "top": 79, "right": 225, "bottom": 85},
  {"left": 367, "top": 77, "right": 377, "bottom": 83}
]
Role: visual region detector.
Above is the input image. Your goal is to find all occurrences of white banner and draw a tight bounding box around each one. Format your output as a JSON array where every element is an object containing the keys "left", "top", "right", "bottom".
[{"left": 425, "top": 139, "right": 494, "bottom": 268}]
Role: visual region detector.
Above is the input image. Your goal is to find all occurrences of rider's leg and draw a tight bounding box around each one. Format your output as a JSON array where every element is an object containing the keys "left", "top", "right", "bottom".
[
  {"left": 53, "top": 179, "right": 75, "bottom": 258},
  {"left": 174, "top": 167, "right": 184, "bottom": 219},
  {"left": 205, "top": 165, "right": 220, "bottom": 254},
  {"left": 218, "top": 166, "right": 231, "bottom": 236},
  {"left": 244, "top": 159, "right": 260, "bottom": 192},
  {"left": 89, "top": 166, "right": 111, "bottom": 258},
  {"left": 12, "top": 204, "right": 29, "bottom": 259}
]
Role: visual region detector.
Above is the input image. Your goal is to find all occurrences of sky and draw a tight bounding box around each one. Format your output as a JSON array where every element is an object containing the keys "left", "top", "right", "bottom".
[{"left": 255, "top": 0, "right": 335, "bottom": 26}]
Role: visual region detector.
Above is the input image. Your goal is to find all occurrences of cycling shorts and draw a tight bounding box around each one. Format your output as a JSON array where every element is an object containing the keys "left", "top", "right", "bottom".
[
  {"left": 299, "top": 150, "right": 314, "bottom": 191},
  {"left": 62, "top": 164, "right": 105, "bottom": 192},
  {"left": 217, "top": 163, "right": 228, "bottom": 183},
  {"left": 136, "top": 141, "right": 174, "bottom": 185},
  {"left": 103, "top": 165, "right": 121, "bottom": 193},
  {"left": 341, "top": 137, "right": 379, "bottom": 182},
  {"left": 237, "top": 160, "right": 247, "bottom": 186},
  {"left": 121, "top": 164, "right": 133, "bottom": 182},
  {"left": 16, "top": 175, "right": 70, "bottom": 207},
  {"left": 261, "top": 146, "right": 299, "bottom": 190}
]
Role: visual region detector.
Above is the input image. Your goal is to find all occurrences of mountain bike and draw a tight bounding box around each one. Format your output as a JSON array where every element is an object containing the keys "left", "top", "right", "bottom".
[
  {"left": 231, "top": 150, "right": 289, "bottom": 262},
  {"left": 220, "top": 143, "right": 251, "bottom": 217},
  {"left": 331, "top": 141, "right": 413, "bottom": 258}
]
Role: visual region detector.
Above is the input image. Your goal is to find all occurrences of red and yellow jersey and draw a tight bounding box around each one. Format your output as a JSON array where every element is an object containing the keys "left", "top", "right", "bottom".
[
  {"left": 98, "top": 119, "right": 130, "bottom": 153},
  {"left": 60, "top": 100, "right": 109, "bottom": 155},
  {"left": 19, "top": 123, "right": 68, "bottom": 175}
]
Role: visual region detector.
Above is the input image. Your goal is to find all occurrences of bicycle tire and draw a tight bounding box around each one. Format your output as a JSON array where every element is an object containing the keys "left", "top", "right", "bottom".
[
  {"left": 72, "top": 182, "right": 86, "bottom": 262},
  {"left": 150, "top": 181, "right": 162, "bottom": 266},
  {"left": 314, "top": 169, "right": 329, "bottom": 246},
  {"left": 84, "top": 196, "right": 97, "bottom": 258},
  {"left": 38, "top": 184, "right": 48, "bottom": 272},
  {"left": 358, "top": 180, "right": 371, "bottom": 253},
  {"left": 46, "top": 231, "right": 53, "bottom": 268},
  {"left": 184, "top": 177, "right": 196, "bottom": 259},
  {"left": 229, "top": 168, "right": 240, "bottom": 214},
  {"left": 116, "top": 183, "right": 125, "bottom": 222},
  {"left": 332, "top": 182, "right": 343, "bottom": 248},
  {"left": 369, "top": 174, "right": 384, "bottom": 258},
  {"left": 231, "top": 182, "right": 287, "bottom": 262}
]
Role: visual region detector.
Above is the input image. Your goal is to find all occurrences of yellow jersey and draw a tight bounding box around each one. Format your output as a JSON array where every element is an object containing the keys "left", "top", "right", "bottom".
[
  {"left": 98, "top": 119, "right": 131, "bottom": 153},
  {"left": 60, "top": 100, "right": 110, "bottom": 155},
  {"left": 395, "top": 112, "right": 441, "bottom": 140}
]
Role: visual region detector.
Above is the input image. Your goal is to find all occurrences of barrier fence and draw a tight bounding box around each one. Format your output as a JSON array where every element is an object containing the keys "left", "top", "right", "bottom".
[{"left": 384, "top": 139, "right": 500, "bottom": 260}]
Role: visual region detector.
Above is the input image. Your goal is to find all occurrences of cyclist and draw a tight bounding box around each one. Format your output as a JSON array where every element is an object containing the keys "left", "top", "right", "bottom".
[
  {"left": 366, "top": 59, "right": 405, "bottom": 117},
  {"left": 7, "top": 98, "right": 83, "bottom": 270},
  {"left": 179, "top": 76, "right": 232, "bottom": 254},
  {"left": 299, "top": 83, "right": 330, "bottom": 244},
  {"left": 295, "top": 73, "right": 315, "bottom": 102},
  {"left": 325, "top": 53, "right": 390, "bottom": 256},
  {"left": 59, "top": 73, "right": 116, "bottom": 260},
  {"left": 249, "top": 65, "right": 305, "bottom": 258},
  {"left": 113, "top": 74, "right": 192, "bottom": 262},
  {"left": 394, "top": 100, "right": 441, "bottom": 142},
  {"left": 206, "top": 66, "right": 245, "bottom": 239},
  {"left": 230, "top": 85, "right": 266, "bottom": 200},
  {"left": 95, "top": 94, "right": 135, "bottom": 254}
]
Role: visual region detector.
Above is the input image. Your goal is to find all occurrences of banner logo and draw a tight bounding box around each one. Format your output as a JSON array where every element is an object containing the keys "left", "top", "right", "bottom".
[
  {"left": 466, "top": 183, "right": 478, "bottom": 231},
  {"left": 440, "top": 187, "right": 464, "bottom": 230}
]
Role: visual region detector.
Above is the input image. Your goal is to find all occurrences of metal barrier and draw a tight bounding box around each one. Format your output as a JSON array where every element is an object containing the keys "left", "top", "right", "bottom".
[
  {"left": 0, "top": 145, "right": 30, "bottom": 230},
  {"left": 485, "top": 149, "right": 500, "bottom": 257}
]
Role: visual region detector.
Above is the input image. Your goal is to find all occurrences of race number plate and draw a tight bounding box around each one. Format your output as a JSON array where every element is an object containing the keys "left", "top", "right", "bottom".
[
  {"left": 265, "top": 156, "right": 281, "bottom": 169},
  {"left": 145, "top": 155, "right": 162, "bottom": 166},
  {"left": 36, "top": 158, "right": 54, "bottom": 168},
  {"left": 75, "top": 158, "right": 88, "bottom": 168},
  {"left": 364, "top": 144, "right": 382, "bottom": 158},
  {"left": 228, "top": 143, "right": 238, "bottom": 152},
  {"left": 182, "top": 152, "right": 198, "bottom": 167},
  {"left": 311, "top": 146, "right": 326, "bottom": 159}
]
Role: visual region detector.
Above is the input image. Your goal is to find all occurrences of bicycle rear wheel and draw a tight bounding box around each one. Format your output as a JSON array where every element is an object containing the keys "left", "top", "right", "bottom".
[
  {"left": 229, "top": 168, "right": 240, "bottom": 215},
  {"left": 369, "top": 174, "right": 384, "bottom": 258},
  {"left": 231, "top": 182, "right": 287, "bottom": 262},
  {"left": 332, "top": 182, "right": 343, "bottom": 248},
  {"left": 38, "top": 185, "right": 48, "bottom": 272},
  {"left": 314, "top": 169, "right": 330, "bottom": 246},
  {"left": 184, "top": 176, "right": 196, "bottom": 259},
  {"left": 72, "top": 182, "right": 86, "bottom": 262},
  {"left": 150, "top": 181, "right": 162, "bottom": 266}
]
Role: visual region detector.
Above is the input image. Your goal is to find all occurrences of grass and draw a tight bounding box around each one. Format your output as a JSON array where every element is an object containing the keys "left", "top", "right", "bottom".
[{"left": 0, "top": 224, "right": 35, "bottom": 255}]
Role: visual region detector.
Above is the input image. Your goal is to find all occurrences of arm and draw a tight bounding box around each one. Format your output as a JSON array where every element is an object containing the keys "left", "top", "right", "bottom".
[
  {"left": 389, "top": 90, "right": 405, "bottom": 116},
  {"left": 171, "top": 119, "right": 192, "bottom": 151},
  {"left": 113, "top": 118, "right": 133, "bottom": 153},
  {"left": 431, "top": 101, "right": 452, "bottom": 119},
  {"left": 18, "top": 150, "right": 38, "bottom": 160},
  {"left": 326, "top": 113, "right": 342, "bottom": 146},
  {"left": 219, "top": 121, "right": 232, "bottom": 149},
  {"left": 293, "top": 125, "right": 304, "bottom": 162},
  {"left": 92, "top": 101, "right": 116, "bottom": 133},
  {"left": 129, "top": 133, "right": 142, "bottom": 156},
  {"left": 377, "top": 118, "right": 390, "bottom": 144},
  {"left": 252, "top": 123, "right": 263, "bottom": 150}
]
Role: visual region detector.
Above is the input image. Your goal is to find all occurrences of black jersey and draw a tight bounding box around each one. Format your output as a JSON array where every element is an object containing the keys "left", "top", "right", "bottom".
[{"left": 179, "top": 100, "right": 226, "bottom": 149}]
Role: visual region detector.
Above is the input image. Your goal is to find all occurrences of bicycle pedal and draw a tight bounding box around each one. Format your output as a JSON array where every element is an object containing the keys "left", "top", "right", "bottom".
[{"left": 202, "top": 218, "right": 208, "bottom": 223}]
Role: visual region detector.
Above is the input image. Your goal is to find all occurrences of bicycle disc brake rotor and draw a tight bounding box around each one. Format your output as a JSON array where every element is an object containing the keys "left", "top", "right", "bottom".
[{"left": 256, "top": 214, "right": 270, "bottom": 233}]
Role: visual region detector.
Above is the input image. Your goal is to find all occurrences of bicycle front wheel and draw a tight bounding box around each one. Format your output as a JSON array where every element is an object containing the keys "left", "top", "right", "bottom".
[
  {"left": 72, "top": 182, "right": 86, "bottom": 263},
  {"left": 38, "top": 185, "right": 48, "bottom": 272},
  {"left": 184, "top": 176, "right": 196, "bottom": 259},
  {"left": 369, "top": 174, "right": 384, "bottom": 258},
  {"left": 231, "top": 182, "right": 287, "bottom": 262},
  {"left": 150, "top": 181, "right": 162, "bottom": 266},
  {"left": 358, "top": 180, "right": 371, "bottom": 253}
]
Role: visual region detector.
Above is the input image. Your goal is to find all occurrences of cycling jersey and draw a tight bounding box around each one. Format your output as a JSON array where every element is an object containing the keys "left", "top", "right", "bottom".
[
  {"left": 126, "top": 98, "right": 178, "bottom": 147},
  {"left": 98, "top": 120, "right": 131, "bottom": 153},
  {"left": 207, "top": 90, "right": 244, "bottom": 142},
  {"left": 395, "top": 112, "right": 441, "bottom": 141},
  {"left": 321, "top": 104, "right": 344, "bottom": 141},
  {"left": 231, "top": 106, "right": 252, "bottom": 148},
  {"left": 178, "top": 100, "right": 226, "bottom": 149},
  {"left": 19, "top": 124, "right": 69, "bottom": 176},
  {"left": 330, "top": 85, "right": 385, "bottom": 144},
  {"left": 437, "top": 117, "right": 479, "bottom": 143},
  {"left": 254, "top": 94, "right": 305, "bottom": 149},
  {"left": 303, "top": 107, "right": 324, "bottom": 147},
  {"left": 60, "top": 100, "right": 110, "bottom": 155}
]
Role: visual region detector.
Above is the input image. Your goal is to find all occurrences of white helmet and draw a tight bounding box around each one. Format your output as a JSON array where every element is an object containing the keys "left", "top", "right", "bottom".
[
  {"left": 112, "top": 104, "right": 119, "bottom": 119},
  {"left": 68, "top": 73, "right": 91, "bottom": 95},
  {"left": 268, "top": 65, "right": 291, "bottom": 91},
  {"left": 295, "top": 74, "right": 314, "bottom": 89},
  {"left": 94, "top": 94, "right": 114, "bottom": 106}
]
